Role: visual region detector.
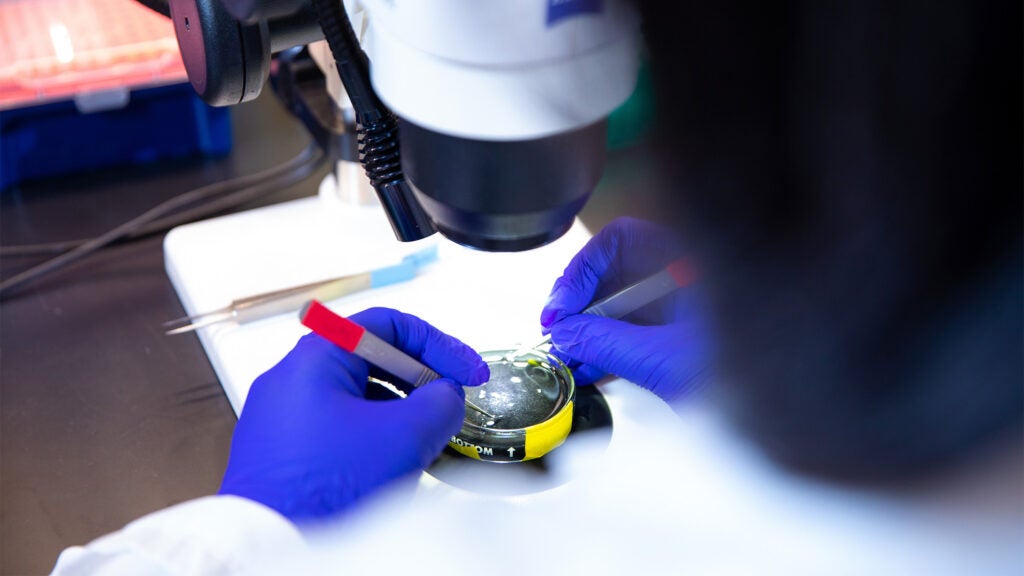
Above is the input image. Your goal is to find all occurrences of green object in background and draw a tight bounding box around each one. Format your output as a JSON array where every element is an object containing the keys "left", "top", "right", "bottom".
[{"left": 607, "top": 58, "right": 655, "bottom": 149}]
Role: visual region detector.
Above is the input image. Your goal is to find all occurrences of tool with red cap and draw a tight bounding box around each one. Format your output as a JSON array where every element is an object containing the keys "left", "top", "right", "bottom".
[{"left": 299, "top": 300, "right": 498, "bottom": 420}]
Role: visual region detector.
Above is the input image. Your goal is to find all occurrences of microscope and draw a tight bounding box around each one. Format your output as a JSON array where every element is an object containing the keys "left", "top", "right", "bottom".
[{"left": 166, "top": 0, "right": 640, "bottom": 251}]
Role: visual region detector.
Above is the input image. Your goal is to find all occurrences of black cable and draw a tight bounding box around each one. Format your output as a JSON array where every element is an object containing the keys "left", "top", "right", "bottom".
[
  {"left": 309, "top": 0, "right": 434, "bottom": 241},
  {"left": 0, "top": 143, "right": 323, "bottom": 299},
  {"left": 1, "top": 145, "right": 326, "bottom": 258},
  {"left": 308, "top": 0, "right": 380, "bottom": 117},
  {"left": 2, "top": 239, "right": 79, "bottom": 258},
  {"left": 0, "top": 175, "right": 297, "bottom": 258}
]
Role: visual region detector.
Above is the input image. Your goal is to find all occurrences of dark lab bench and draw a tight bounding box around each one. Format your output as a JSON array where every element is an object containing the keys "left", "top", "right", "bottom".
[{"left": 0, "top": 93, "right": 329, "bottom": 575}]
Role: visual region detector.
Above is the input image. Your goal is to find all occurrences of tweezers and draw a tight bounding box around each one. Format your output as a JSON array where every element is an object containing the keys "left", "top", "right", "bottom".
[{"left": 164, "top": 245, "right": 438, "bottom": 335}]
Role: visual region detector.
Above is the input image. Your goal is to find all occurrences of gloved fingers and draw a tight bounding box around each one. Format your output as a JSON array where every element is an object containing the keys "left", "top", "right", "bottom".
[
  {"left": 549, "top": 315, "right": 682, "bottom": 387},
  {"left": 549, "top": 347, "right": 607, "bottom": 387},
  {"left": 252, "top": 332, "right": 371, "bottom": 400},
  {"left": 541, "top": 217, "right": 684, "bottom": 329},
  {"left": 350, "top": 307, "right": 489, "bottom": 387},
  {"left": 221, "top": 330, "right": 476, "bottom": 523},
  {"left": 568, "top": 363, "right": 608, "bottom": 387},
  {"left": 375, "top": 378, "right": 468, "bottom": 469}
]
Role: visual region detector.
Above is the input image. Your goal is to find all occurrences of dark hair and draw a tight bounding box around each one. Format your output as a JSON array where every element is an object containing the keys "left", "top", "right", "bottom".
[{"left": 633, "top": 0, "right": 1022, "bottom": 479}]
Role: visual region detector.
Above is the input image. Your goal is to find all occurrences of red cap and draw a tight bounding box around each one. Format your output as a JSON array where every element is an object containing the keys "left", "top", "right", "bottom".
[{"left": 299, "top": 300, "right": 365, "bottom": 352}]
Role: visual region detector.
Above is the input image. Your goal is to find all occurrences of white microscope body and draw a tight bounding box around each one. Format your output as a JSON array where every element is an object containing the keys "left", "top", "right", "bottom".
[{"left": 311, "top": 1, "right": 640, "bottom": 247}]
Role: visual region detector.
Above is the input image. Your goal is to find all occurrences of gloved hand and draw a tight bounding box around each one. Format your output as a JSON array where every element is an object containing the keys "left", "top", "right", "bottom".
[
  {"left": 219, "top": 307, "right": 488, "bottom": 522},
  {"left": 541, "top": 217, "right": 711, "bottom": 402}
]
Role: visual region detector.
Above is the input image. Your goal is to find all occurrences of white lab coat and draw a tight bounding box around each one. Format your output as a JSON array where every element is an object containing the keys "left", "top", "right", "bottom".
[{"left": 51, "top": 496, "right": 304, "bottom": 576}]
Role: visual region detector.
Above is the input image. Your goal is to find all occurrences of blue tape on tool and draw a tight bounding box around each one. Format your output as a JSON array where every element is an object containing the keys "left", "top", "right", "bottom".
[{"left": 369, "top": 245, "right": 438, "bottom": 288}]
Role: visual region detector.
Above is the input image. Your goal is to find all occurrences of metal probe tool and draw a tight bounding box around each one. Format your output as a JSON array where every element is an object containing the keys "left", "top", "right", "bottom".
[
  {"left": 300, "top": 300, "right": 498, "bottom": 420},
  {"left": 164, "top": 246, "right": 437, "bottom": 335},
  {"left": 508, "top": 258, "right": 696, "bottom": 360}
]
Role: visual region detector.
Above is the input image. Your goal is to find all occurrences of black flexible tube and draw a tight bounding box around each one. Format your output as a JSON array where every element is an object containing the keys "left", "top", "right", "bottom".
[
  {"left": 308, "top": 0, "right": 380, "bottom": 118},
  {"left": 309, "top": 0, "right": 435, "bottom": 241}
]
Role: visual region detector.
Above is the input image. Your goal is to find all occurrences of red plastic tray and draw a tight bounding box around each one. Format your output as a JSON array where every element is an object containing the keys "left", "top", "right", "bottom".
[{"left": 0, "top": 0, "right": 187, "bottom": 110}]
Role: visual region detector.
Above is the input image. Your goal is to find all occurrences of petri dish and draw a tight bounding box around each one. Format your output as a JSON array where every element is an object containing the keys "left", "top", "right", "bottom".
[{"left": 449, "top": 349, "right": 575, "bottom": 463}]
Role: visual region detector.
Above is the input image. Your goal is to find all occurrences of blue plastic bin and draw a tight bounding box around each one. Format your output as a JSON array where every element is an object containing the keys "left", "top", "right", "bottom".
[{"left": 1, "top": 83, "right": 232, "bottom": 191}]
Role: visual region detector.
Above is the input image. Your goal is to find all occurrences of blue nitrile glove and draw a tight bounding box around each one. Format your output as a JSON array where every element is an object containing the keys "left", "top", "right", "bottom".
[
  {"left": 219, "top": 307, "right": 489, "bottom": 522},
  {"left": 540, "top": 217, "right": 711, "bottom": 402}
]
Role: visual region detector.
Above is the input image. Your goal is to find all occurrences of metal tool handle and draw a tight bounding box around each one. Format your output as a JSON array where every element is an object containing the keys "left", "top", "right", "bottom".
[
  {"left": 355, "top": 329, "right": 440, "bottom": 388},
  {"left": 509, "top": 259, "right": 694, "bottom": 359},
  {"left": 232, "top": 274, "right": 372, "bottom": 323},
  {"left": 356, "top": 329, "right": 495, "bottom": 417},
  {"left": 584, "top": 268, "right": 681, "bottom": 318}
]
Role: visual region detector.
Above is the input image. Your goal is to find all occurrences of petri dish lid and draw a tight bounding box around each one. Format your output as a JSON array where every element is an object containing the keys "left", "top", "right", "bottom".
[{"left": 463, "top": 350, "right": 573, "bottom": 431}]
